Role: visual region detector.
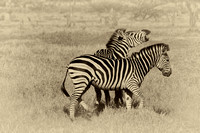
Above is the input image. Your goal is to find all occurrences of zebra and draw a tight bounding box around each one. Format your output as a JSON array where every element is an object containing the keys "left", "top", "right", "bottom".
[
  {"left": 61, "top": 43, "right": 172, "bottom": 121},
  {"left": 94, "top": 29, "right": 151, "bottom": 60},
  {"left": 94, "top": 28, "right": 151, "bottom": 107}
]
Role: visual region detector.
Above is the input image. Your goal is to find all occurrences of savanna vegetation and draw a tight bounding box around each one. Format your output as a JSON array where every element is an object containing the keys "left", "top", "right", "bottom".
[{"left": 0, "top": 0, "right": 200, "bottom": 132}]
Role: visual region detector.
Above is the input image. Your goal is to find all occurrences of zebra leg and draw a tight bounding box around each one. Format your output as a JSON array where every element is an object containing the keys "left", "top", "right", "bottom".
[
  {"left": 131, "top": 88, "right": 144, "bottom": 109},
  {"left": 114, "top": 90, "right": 121, "bottom": 108},
  {"left": 69, "top": 83, "right": 91, "bottom": 121},
  {"left": 104, "top": 90, "right": 111, "bottom": 106},
  {"left": 124, "top": 89, "right": 132, "bottom": 110},
  {"left": 137, "top": 94, "right": 144, "bottom": 109},
  {"left": 79, "top": 83, "right": 93, "bottom": 111},
  {"left": 94, "top": 87, "right": 102, "bottom": 106},
  {"left": 119, "top": 90, "right": 124, "bottom": 105},
  {"left": 69, "top": 94, "right": 78, "bottom": 121},
  {"left": 79, "top": 99, "right": 91, "bottom": 112},
  {"left": 127, "top": 82, "right": 144, "bottom": 109},
  {"left": 130, "top": 88, "right": 144, "bottom": 109}
]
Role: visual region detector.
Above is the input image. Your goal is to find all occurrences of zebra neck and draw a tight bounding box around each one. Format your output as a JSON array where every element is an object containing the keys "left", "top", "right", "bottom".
[
  {"left": 131, "top": 52, "right": 154, "bottom": 81},
  {"left": 112, "top": 48, "right": 128, "bottom": 59},
  {"left": 107, "top": 43, "right": 128, "bottom": 59},
  {"left": 129, "top": 38, "right": 140, "bottom": 47}
]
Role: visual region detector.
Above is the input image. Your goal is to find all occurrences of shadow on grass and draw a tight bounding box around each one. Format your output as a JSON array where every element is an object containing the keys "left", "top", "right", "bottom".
[
  {"left": 153, "top": 106, "right": 171, "bottom": 116},
  {"left": 63, "top": 101, "right": 171, "bottom": 122},
  {"left": 63, "top": 102, "right": 106, "bottom": 121},
  {"left": 93, "top": 102, "right": 106, "bottom": 116}
]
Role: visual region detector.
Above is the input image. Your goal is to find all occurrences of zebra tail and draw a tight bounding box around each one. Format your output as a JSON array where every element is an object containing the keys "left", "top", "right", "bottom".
[{"left": 61, "top": 67, "right": 70, "bottom": 97}]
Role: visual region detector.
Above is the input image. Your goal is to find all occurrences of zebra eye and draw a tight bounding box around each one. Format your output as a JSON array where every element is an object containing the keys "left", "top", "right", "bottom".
[{"left": 118, "top": 36, "right": 123, "bottom": 40}]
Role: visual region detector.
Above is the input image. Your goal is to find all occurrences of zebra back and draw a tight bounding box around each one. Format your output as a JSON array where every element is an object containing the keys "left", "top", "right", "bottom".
[{"left": 94, "top": 49, "right": 115, "bottom": 59}]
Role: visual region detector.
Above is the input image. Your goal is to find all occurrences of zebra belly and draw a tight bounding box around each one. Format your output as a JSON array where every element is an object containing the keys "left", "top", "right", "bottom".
[{"left": 91, "top": 80, "right": 125, "bottom": 91}]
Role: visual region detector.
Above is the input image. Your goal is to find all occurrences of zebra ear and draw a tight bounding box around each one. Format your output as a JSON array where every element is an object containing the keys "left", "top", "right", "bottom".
[
  {"left": 162, "top": 44, "right": 170, "bottom": 52},
  {"left": 141, "top": 29, "right": 151, "bottom": 34},
  {"left": 116, "top": 28, "right": 126, "bottom": 33}
]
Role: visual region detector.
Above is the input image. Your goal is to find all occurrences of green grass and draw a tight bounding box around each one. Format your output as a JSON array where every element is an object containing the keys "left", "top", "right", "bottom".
[{"left": 0, "top": 29, "right": 200, "bottom": 133}]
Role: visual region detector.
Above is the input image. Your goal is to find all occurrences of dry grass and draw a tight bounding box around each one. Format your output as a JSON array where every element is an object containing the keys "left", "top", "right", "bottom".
[{"left": 0, "top": 28, "right": 200, "bottom": 133}]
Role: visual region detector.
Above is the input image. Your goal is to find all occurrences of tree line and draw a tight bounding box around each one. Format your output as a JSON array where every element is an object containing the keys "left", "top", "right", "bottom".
[{"left": 1, "top": 0, "right": 200, "bottom": 31}]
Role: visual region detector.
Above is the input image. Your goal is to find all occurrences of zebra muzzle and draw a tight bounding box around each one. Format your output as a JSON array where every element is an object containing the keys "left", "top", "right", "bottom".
[{"left": 163, "top": 69, "right": 172, "bottom": 77}]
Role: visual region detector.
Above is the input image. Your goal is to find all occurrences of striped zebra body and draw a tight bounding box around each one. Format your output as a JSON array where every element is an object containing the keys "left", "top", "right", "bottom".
[
  {"left": 94, "top": 28, "right": 151, "bottom": 106},
  {"left": 61, "top": 43, "right": 172, "bottom": 121}
]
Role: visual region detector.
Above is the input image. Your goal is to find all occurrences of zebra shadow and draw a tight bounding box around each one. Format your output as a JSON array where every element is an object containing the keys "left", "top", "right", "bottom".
[
  {"left": 93, "top": 101, "right": 106, "bottom": 115},
  {"left": 132, "top": 99, "right": 171, "bottom": 115},
  {"left": 63, "top": 102, "right": 106, "bottom": 120},
  {"left": 63, "top": 105, "right": 92, "bottom": 121},
  {"left": 153, "top": 106, "right": 171, "bottom": 116}
]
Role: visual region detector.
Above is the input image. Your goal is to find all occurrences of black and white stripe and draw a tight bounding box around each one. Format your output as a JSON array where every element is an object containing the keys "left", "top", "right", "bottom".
[
  {"left": 95, "top": 29, "right": 151, "bottom": 59},
  {"left": 94, "top": 28, "right": 151, "bottom": 106},
  {"left": 61, "top": 43, "right": 172, "bottom": 121}
]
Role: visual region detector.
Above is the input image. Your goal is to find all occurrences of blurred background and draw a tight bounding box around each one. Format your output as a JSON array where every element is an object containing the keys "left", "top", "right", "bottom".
[{"left": 0, "top": 0, "right": 200, "bottom": 38}]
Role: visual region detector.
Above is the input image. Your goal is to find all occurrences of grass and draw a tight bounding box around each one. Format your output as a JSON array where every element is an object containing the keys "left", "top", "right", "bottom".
[{"left": 0, "top": 27, "right": 200, "bottom": 133}]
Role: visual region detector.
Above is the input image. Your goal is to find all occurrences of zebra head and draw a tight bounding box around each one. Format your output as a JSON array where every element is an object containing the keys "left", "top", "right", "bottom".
[
  {"left": 105, "top": 28, "right": 151, "bottom": 59},
  {"left": 156, "top": 44, "right": 172, "bottom": 77},
  {"left": 106, "top": 28, "right": 127, "bottom": 49},
  {"left": 126, "top": 29, "right": 151, "bottom": 48}
]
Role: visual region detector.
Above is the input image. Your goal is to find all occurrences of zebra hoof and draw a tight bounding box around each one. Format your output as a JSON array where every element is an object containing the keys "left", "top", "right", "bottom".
[{"left": 94, "top": 101, "right": 100, "bottom": 106}]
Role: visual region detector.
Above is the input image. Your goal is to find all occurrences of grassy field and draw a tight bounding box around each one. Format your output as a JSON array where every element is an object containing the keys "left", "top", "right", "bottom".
[{"left": 0, "top": 22, "right": 200, "bottom": 132}]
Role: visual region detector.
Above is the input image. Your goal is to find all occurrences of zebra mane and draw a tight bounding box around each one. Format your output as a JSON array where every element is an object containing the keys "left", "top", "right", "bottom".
[
  {"left": 131, "top": 43, "right": 169, "bottom": 57},
  {"left": 130, "top": 51, "right": 139, "bottom": 58}
]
